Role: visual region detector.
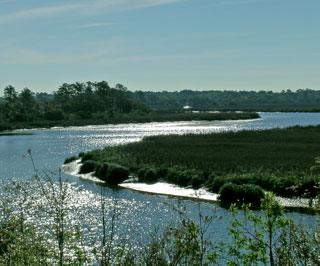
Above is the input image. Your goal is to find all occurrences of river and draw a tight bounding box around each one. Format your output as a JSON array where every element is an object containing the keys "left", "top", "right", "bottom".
[{"left": 0, "top": 112, "right": 319, "bottom": 261}]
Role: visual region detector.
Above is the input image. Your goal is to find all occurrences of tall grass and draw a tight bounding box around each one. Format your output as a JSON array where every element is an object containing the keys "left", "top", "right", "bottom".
[{"left": 69, "top": 125, "right": 320, "bottom": 198}]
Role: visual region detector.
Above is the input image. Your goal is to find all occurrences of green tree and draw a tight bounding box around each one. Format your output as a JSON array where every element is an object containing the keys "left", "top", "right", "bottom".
[
  {"left": 3, "top": 85, "right": 20, "bottom": 120},
  {"left": 54, "top": 83, "right": 75, "bottom": 112},
  {"left": 19, "top": 88, "right": 37, "bottom": 114},
  {"left": 3, "top": 85, "right": 18, "bottom": 104},
  {"left": 224, "top": 192, "right": 320, "bottom": 266},
  {"left": 139, "top": 203, "right": 219, "bottom": 266},
  {"left": 94, "top": 81, "right": 112, "bottom": 113},
  {"left": 225, "top": 193, "right": 290, "bottom": 266}
]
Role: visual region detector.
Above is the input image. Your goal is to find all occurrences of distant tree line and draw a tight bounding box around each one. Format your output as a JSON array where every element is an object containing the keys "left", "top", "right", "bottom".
[
  {"left": 1, "top": 84, "right": 320, "bottom": 128},
  {"left": 129, "top": 89, "right": 320, "bottom": 111},
  {"left": 0, "top": 81, "right": 150, "bottom": 124}
]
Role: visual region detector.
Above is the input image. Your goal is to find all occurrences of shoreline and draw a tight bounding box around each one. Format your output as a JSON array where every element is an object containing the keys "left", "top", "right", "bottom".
[
  {"left": 0, "top": 115, "right": 262, "bottom": 136},
  {"left": 0, "top": 111, "right": 260, "bottom": 133},
  {"left": 63, "top": 160, "right": 315, "bottom": 213}
]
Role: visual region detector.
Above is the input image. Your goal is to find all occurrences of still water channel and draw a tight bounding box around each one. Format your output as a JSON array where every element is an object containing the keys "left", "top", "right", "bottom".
[{"left": 0, "top": 112, "right": 319, "bottom": 254}]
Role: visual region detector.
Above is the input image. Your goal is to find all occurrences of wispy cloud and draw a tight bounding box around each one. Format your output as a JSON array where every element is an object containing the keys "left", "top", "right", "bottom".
[
  {"left": 0, "top": 0, "right": 185, "bottom": 24},
  {"left": 106, "top": 0, "right": 185, "bottom": 10},
  {"left": 0, "top": 4, "right": 83, "bottom": 24},
  {"left": 0, "top": 47, "right": 114, "bottom": 65},
  {"left": 98, "top": 52, "right": 228, "bottom": 65},
  {"left": 75, "top": 23, "right": 115, "bottom": 29},
  {"left": 0, "top": 47, "right": 225, "bottom": 65},
  {"left": 218, "top": 0, "right": 264, "bottom": 6},
  {"left": 0, "top": 49, "right": 48, "bottom": 64},
  {"left": 266, "top": 53, "right": 320, "bottom": 57},
  {"left": 104, "top": 51, "right": 320, "bottom": 65}
]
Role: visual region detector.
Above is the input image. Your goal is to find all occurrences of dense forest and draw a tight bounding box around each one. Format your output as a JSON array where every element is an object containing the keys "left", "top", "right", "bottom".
[
  {"left": 129, "top": 88, "right": 320, "bottom": 111},
  {"left": 2, "top": 84, "right": 320, "bottom": 120},
  {"left": 1, "top": 83, "right": 320, "bottom": 131},
  {"left": 0, "top": 81, "right": 150, "bottom": 130}
]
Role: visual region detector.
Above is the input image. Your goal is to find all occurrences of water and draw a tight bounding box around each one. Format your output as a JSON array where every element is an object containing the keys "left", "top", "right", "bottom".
[
  {"left": 0, "top": 112, "right": 319, "bottom": 262},
  {"left": 1, "top": 112, "right": 320, "bottom": 182}
]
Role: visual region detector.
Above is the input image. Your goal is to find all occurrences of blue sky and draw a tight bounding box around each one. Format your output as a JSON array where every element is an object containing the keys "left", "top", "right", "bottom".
[{"left": 0, "top": 0, "right": 319, "bottom": 93}]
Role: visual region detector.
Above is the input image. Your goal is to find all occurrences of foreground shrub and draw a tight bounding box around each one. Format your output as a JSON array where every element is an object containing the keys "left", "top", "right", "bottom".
[
  {"left": 0, "top": 217, "right": 52, "bottom": 265},
  {"left": 219, "top": 183, "right": 265, "bottom": 206},
  {"left": 79, "top": 160, "right": 96, "bottom": 174},
  {"left": 226, "top": 193, "right": 286, "bottom": 265}
]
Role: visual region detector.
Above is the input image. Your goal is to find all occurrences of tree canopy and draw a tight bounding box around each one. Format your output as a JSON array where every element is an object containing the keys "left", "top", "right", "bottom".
[
  {"left": 129, "top": 88, "right": 320, "bottom": 111},
  {"left": 0, "top": 81, "right": 149, "bottom": 124}
]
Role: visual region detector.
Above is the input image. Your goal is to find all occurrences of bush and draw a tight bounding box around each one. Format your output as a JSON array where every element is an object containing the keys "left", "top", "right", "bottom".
[
  {"left": 272, "top": 176, "right": 296, "bottom": 197},
  {"left": 79, "top": 160, "right": 96, "bottom": 174},
  {"left": 297, "top": 176, "right": 318, "bottom": 197},
  {"left": 254, "top": 175, "right": 275, "bottom": 191},
  {"left": 209, "top": 174, "right": 260, "bottom": 193},
  {"left": 181, "top": 169, "right": 205, "bottom": 189},
  {"left": 162, "top": 167, "right": 204, "bottom": 188},
  {"left": 175, "top": 173, "right": 191, "bottom": 187},
  {"left": 164, "top": 168, "right": 181, "bottom": 184},
  {"left": 219, "top": 183, "right": 265, "bottom": 206},
  {"left": 105, "top": 164, "right": 129, "bottom": 185},
  {"left": 64, "top": 156, "right": 78, "bottom": 164},
  {"left": 157, "top": 167, "right": 168, "bottom": 178},
  {"left": 191, "top": 174, "right": 205, "bottom": 189},
  {"left": 94, "top": 163, "right": 102, "bottom": 177},
  {"left": 138, "top": 167, "right": 159, "bottom": 184},
  {"left": 95, "top": 163, "right": 109, "bottom": 181},
  {"left": 210, "top": 176, "right": 228, "bottom": 193},
  {"left": 81, "top": 153, "right": 95, "bottom": 162}
]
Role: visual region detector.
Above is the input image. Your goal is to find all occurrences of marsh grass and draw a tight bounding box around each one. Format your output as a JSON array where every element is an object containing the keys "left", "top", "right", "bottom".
[{"left": 67, "top": 125, "right": 320, "bottom": 199}]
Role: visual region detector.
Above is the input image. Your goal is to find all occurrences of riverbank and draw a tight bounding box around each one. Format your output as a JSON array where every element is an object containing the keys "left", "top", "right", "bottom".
[
  {"left": 0, "top": 111, "right": 260, "bottom": 132},
  {"left": 64, "top": 124, "right": 320, "bottom": 208},
  {"left": 119, "top": 182, "right": 315, "bottom": 213},
  {"left": 63, "top": 159, "right": 315, "bottom": 213}
]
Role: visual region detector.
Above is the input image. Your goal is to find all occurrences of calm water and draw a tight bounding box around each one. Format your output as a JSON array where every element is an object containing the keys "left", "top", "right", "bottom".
[{"left": 0, "top": 112, "right": 319, "bottom": 259}]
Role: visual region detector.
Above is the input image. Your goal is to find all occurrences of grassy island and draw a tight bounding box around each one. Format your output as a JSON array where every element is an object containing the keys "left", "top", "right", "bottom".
[{"left": 66, "top": 125, "right": 320, "bottom": 206}]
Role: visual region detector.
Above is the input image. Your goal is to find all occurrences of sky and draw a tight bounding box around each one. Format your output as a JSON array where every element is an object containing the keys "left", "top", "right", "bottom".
[{"left": 0, "top": 0, "right": 319, "bottom": 93}]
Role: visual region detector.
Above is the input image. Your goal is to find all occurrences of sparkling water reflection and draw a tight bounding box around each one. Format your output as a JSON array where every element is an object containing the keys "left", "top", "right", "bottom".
[{"left": 0, "top": 113, "right": 319, "bottom": 263}]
